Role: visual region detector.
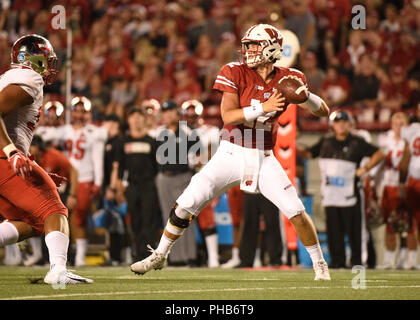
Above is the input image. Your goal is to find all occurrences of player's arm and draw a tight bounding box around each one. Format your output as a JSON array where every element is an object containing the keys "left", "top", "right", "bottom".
[
  {"left": 399, "top": 141, "right": 411, "bottom": 184},
  {"left": 220, "top": 90, "right": 286, "bottom": 125},
  {"left": 92, "top": 131, "right": 106, "bottom": 197},
  {"left": 356, "top": 148, "right": 386, "bottom": 177},
  {"left": 298, "top": 92, "right": 330, "bottom": 118},
  {"left": 0, "top": 85, "right": 34, "bottom": 178}
]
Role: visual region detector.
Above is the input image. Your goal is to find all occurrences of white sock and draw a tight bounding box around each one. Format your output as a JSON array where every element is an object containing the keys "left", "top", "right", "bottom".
[
  {"left": 75, "top": 238, "right": 87, "bottom": 263},
  {"left": 29, "top": 237, "right": 42, "bottom": 258},
  {"left": 45, "top": 231, "right": 69, "bottom": 271},
  {"left": 156, "top": 233, "right": 176, "bottom": 256},
  {"left": 305, "top": 243, "right": 324, "bottom": 264},
  {"left": 383, "top": 250, "right": 396, "bottom": 267},
  {"left": 205, "top": 234, "right": 219, "bottom": 262},
  {"left": 232, "top": 247, "right": 240, "bottom": 261},
  {"left": 407, "top": 250, "right": 418, "bottom": 267},
  {"left": 0, "top": 221, "right": 19, "bottom": 246}
]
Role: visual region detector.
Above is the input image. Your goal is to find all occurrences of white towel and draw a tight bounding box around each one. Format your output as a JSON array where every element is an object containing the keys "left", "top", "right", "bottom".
[{"left": 240, "top": 147, "right": 261, "bottom": 193}]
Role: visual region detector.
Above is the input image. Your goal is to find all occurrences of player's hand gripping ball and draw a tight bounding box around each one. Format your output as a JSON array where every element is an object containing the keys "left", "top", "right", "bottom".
[{"left": 276, "top": 76, "right": 309, "bottom": 104}]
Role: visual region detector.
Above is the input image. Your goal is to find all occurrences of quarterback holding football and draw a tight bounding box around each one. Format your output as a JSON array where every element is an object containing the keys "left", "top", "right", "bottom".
[{"left": 131, "top": 24, "right": 331, "bottom": 280}]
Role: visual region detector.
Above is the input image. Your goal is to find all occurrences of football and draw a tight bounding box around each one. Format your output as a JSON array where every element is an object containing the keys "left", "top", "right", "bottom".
[{"left": 276, "top": 75, "right": 309, "bottom": 104}]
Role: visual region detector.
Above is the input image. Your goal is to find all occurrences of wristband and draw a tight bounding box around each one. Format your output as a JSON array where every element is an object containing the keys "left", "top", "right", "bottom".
[
  {"left": 243, "top": 103, "right": 264, "bottom": 122},
  {"left": 306, "top": 93, "right": 322, "bottom": 112},
  {"left": 2, "top": 144, "right": 17, "bottom": 159}
]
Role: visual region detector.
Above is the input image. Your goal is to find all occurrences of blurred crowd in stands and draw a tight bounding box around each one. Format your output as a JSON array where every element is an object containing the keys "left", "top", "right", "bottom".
[
  {"left": 1, "top": 0, "right": 420, "bottom": 269},
  {"left": 1, "top": 0, "right": 420, "bottom": 130}
]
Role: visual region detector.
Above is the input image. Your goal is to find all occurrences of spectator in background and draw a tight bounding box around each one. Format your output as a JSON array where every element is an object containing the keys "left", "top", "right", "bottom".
[
  {"left": 117, "top": 107, "right": 160, "bottom": 262},
  {"left": 285, "top": 0, "right": 318, "bottom": 56},
  {"left": 106, "top": 78, "right": 137, "bottom": 121},
  {"left": 83, "top": 73, "right": 111, "bottom": 122},
  {"left": 203, "top": 2, "right": 234, "bottom": 47},
  {"left": 378, "top": 66, "right": 412, "bottom": 111},
  {"left": 172, "top": 63, "right": 202, "bottom": 106},
  {"left": 337, "top": 30, "right": 366, "bottom": 73},
  {"left": 321, "top": 65, "right": 350, "bottom": 107},
  {"left": 389, "top": 31, "right": 419, "bottom": 73},
  {"left": 102, "top": 36, "right": 135, "bottom": 85},
  {"left": 165, "top": 41, "right": 198, "bottom": 82},
  {"left": 137, "top": 64, "right": 172, "bottom": 104},
  {"left": 187, "top": 5, "right": 208, "bottom": 51},
  {"left": 301, "top": 51, "right": 325, "bottom": 96},
  {"left": 351, "top": 54, "right": 380, "bottom": 106},
  {"left": 193, "top": 34, "right": 215, "bottom": 90},
  {"left": 379, "top": 4, "right": 401, "bottom": 34}
]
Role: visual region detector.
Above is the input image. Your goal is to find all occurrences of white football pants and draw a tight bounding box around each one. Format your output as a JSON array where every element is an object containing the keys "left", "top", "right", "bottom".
[{"left": 177, "top": 140, "right": 305, "bottom": 219}]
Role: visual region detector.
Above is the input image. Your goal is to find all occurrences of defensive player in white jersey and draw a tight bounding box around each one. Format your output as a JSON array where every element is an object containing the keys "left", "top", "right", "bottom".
[
  {"left": 131, "top": 24, "right": 331, "bottom": 280},
  {"left": 54, "top": 96, "right": 107, "bottom": 266},
  {"left": 400, "top": 116, "right": 420, "bottom": 269},
  {"left": 181, "top": 99, "right": 221, "bottom": 268},
  {"left": 376, "top": 113, "right": 416, "bottom": 269},
  {"left": 0, "top": 34, "right": 92, "bottom": 284}
]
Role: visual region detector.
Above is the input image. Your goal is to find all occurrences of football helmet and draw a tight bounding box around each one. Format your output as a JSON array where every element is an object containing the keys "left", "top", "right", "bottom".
[
  {"left": 44, "top": 100, "right": 64, "bottom": 117},
  {"left": 71, "top": 96, "right": 92, "bottom": 112},
  {"left": 241, "top": 24, "right": 283, "bottom": 67},
  {"left": 11, "top": 34, "right": 58, "bottom": 85}
]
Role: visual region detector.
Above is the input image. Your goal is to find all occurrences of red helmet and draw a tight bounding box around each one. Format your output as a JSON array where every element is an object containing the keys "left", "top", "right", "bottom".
[{"left": 11, "top": 34, "right": 58, "bottom": 85}]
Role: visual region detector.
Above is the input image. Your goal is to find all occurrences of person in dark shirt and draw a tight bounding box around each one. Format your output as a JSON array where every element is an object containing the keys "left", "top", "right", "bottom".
[
  {"left": 302, "top": 110, "right": 384, "bottom": 268},
  {"left": 116, "top": 107, "right": 160, "bottom": 262}
]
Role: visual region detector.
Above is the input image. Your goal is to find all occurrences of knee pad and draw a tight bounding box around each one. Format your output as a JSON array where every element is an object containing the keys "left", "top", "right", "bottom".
[{"left": 169, "top": 205, "right": 192, "bottom": 229}]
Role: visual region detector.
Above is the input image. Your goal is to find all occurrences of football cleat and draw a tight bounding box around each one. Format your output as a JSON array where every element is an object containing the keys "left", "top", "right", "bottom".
[
  {"left": 313, "top": 260, "right": 331, "bottom": 281},
  {"left": 220, "top": 257, "right": 241, "bottom": 269},
  {"left": 44, "top": 268, "right": 93, "bottom": 284},
  {"left": 130, "top": 245, "right": 167, "bottom": 275}
]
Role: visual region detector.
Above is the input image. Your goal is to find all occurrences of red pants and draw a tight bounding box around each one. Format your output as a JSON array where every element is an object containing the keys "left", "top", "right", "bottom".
[
  {"left": 197, "top": 203, "right": 215, "bottom": 230},
  {"left": 406, "top": 177, "right": 420, "bottom": 223},
  {"left": 0, "top": 154, "right": 68, "bottom": 235},
  {"left": 381, "top": 186, "right": 401, "bottom": 233},
  {"left": 227, "top": 185, "right": 243, "bottom": 227},
  {"left": 73, "top": 181, "right": 94, "bottom": 228}
]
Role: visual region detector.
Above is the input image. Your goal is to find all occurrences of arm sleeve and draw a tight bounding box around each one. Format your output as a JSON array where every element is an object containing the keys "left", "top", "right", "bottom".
[{"left": 213, "top": 63, "right": 240, "bottom": 94}]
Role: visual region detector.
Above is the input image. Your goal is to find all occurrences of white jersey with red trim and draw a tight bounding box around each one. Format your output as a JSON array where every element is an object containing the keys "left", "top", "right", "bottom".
[
  {"left": 378, "top": 130, "right": 405, "bottom": 187},
  {"left": 213, "top": 62, "right": 307, "bottom": 150},
  {"left": 0, "top": 68, "right": 44, "bottom": 155},
  {"left": 56, "top": 124, "right": 107, "bottom": 185},
  {"left": 34, "top": 125, "right": 60, "bottom": 144},
  {"left": 401, "top": 123, "right": 420, "bottom": 179}
]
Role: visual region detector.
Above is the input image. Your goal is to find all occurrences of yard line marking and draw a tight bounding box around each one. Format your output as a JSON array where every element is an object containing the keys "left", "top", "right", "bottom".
[{"left": 2, "top": 285, "right": 420, "bottom": 300}]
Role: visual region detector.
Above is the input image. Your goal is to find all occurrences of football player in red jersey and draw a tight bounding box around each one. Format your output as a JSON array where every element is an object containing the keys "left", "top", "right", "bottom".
[
  {"left": 0, "top": 35, "right": 92, "bottom": 284},
  {"left": 131, "top": 24, "right": 331, "bottom": 280}
]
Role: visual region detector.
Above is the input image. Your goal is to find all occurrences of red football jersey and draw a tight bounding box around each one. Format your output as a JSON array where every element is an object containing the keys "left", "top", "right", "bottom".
[{"left": 213, "top": 62, "right": 306, "bottom": 150}]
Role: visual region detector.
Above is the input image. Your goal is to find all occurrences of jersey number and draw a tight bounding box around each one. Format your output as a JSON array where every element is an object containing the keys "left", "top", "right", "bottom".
[
  {"left": 413, "top": 137, "right": 420, "bottom": 156},
  {"left": 64, "top": 138, "right": 86, "bottom": 160}
]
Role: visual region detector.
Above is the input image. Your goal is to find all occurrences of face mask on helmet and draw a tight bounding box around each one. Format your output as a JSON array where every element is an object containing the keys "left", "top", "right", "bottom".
[
  {"left": 241, "top": 24, "right": 283, "bottom": 68},
  {"left": 11, "top": 34, "right": 58, "bottom": 85}
]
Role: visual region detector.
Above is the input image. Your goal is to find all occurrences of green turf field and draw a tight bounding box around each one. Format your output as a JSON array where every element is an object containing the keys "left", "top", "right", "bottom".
[{"left": 0, "top": 266, "right": 419, "bottom": 300}]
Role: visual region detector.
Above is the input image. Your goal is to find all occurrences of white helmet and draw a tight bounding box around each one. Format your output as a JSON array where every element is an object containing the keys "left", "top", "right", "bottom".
[{"left": 241, "top": 24, "right": 283, "bottom": 67}]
